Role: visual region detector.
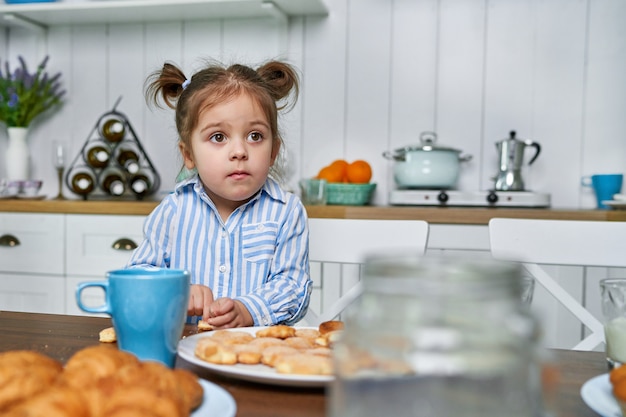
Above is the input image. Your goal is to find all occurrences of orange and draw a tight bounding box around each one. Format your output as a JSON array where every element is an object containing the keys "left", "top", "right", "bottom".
[
  {"left": 346, "top": 160, "right": 372, "bottom": 184},
  {"left": 329, "top": 159, "right": 349, "bottom": 182},
  {"left": 317, "top": 165, "right": 344, "bottom": 183}
]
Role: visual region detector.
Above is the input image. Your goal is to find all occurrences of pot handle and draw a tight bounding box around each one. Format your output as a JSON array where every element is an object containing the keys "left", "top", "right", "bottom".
[
  {"left": 459, "top": 154, "right": 473, "bottom": 163},
  {"left": 525, "top": 141, "right": 541, "bottom": 165},
  {"left": 382, "top": 149, "right": 406, "bottom": 162}
]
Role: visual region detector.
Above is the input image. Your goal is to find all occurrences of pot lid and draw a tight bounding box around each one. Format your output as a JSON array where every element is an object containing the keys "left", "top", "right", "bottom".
[{"left": 398, "top": 131, "right": 462, "bottom": 153}]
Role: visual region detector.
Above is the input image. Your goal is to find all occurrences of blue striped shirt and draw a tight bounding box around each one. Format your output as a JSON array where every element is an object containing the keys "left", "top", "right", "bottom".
[{"left": 126, "top": 175, "right": 311, "bottom": 326}]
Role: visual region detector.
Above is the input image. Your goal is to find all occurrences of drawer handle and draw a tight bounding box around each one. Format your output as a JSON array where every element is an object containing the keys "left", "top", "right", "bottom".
[
  {"left": 0, "top": 234, "right": 20, "bottom": 247},
  {"left": 112, "top": 238, "right": 138, "bottom": 251}
]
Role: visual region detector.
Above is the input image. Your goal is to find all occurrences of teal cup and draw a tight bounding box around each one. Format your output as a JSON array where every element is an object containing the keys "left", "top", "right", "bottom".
[
  {"left": 581, "top": 174, "right": 624, "bottom": 209},
  {"left": 76, "top": 268, "right": 190, "bottom": 367}
]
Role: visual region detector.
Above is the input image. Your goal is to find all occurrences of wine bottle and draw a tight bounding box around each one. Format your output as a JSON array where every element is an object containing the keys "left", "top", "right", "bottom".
[
  {"left": 129, "top": 171, "right": 153, "bottom": 197},
  {"left": 84, "top": 142, "right": 111, "bottom": 169},
  {"left": 70, "top": 171, "right": 96, "bottom": 196},
  {"left": 101, "top": 168, "right": 126, "bottom": 196},
  {"left": 100, "top": 117, "right": 126, "bottom": 142},
  {"left": 116, "top": 147, "right": 140, "bottom": 174}
]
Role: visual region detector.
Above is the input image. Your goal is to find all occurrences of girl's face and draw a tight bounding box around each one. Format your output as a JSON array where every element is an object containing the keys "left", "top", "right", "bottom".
[{"left": 180, "top": 93, "right": 278, "bottom": 215}]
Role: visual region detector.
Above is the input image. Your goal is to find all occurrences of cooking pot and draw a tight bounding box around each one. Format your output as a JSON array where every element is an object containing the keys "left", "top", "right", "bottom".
[{"left": 383, "top": 132, "right": 472, "bottom": 189}]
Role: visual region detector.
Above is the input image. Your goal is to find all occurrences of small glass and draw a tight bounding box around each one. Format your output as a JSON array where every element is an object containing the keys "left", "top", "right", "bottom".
[
  {"left": 600, "top": 278, "right": 626, "bottom": 369},
  {"left": 53, "top": 140, "right": 68, "bottom": 200},
  {"left": 299, "top": 178, "right": 327, "bottom": 205}
]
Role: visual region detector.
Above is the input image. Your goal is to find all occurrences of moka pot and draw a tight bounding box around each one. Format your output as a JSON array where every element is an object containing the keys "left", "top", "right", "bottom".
[{"left": 494, "top": 131, "right": 541, "bottom": 191}]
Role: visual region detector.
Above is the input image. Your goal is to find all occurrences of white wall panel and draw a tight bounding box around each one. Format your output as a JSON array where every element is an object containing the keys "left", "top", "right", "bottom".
[
  {"left": 222, "top": 18, "right": 283, "bottom": 64},
  {"left": 387, "top": 0, "right": 438, "bottom": 195},
  {"left": 436, "top": 0, "right": 485, "bottom": 192},
  {"left": 281, "top": 17, "right": 305, "bottom": 192},
  {"left": 36, "top": 26, "right": 72, "bottom": 199},
  {"left": 344, "top": 0, "right": 392, "bottom": 205},
  {"left": 143, "top": 22, "right": 183, "bottom": 194},
  {"left": 300, "top": 0, "right": 348, "bottom": 179},
  {"left": 183, "top": 20, "right": 223, "bottom": 67},
  {"left": 531, "top": 0, "right": 586, "bottom": 207},
  {"left": 482, "top": 0, "right": 535, "bottom": 192},
  {"left": 582, "top": 0, "right": 626, "bottom": 207},
  {"left": 108, "top": 24, "right": 145, "bottom": 141}
]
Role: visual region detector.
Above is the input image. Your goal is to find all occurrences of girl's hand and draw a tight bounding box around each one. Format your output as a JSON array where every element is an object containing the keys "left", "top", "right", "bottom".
[
  {"left": 205, "top": 298, "right": 254, "bottom": 328},
  {"left": 188, "top": 284, "right": 214, "bottom": 318}
]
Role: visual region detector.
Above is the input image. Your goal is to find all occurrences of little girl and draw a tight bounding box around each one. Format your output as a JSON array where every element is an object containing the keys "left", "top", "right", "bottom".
[{"left": 127, "top": 60, "right": 311, "bottom": 328}]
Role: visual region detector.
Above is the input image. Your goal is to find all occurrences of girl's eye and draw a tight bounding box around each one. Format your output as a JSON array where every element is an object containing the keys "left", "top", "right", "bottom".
[
  {"left": 248, "top": 132, "right": 263, "bottom": 142},
  {"left": 210, "top": 133, "right": 226, "bottom": 143}
]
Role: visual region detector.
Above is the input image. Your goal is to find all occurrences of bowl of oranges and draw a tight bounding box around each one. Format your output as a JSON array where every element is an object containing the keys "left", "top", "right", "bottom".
[{"left": 315, "top": 159, "right": 375, "bottom": 206}]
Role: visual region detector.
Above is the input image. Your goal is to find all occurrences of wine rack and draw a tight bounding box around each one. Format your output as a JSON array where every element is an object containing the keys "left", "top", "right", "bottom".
[{"left": 65, "top": 99, "right": 161, "bottom": 200}]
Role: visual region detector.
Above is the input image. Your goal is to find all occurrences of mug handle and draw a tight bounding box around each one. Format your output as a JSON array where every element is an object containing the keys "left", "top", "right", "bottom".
[{"left": 75, "top": 281, "right": 111, "bottom": 314}]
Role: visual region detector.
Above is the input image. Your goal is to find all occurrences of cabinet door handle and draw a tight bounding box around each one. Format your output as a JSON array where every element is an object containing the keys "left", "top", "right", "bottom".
[
  {"left": 112, "top": 238, "right": 138, "bottom": 251},
  {"left": 0, "top": 234, "right": 20, "bottom": 247}
]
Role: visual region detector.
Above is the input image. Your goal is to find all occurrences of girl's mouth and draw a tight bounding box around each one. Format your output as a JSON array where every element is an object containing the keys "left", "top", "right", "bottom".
[{"left": 229, "top": 171, "right": 250, "bottom": 180}]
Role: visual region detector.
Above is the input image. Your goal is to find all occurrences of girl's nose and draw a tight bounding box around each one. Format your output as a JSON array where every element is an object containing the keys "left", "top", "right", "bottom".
[{"left": 229, "top": 140, "right": 248, "bottom": 160}]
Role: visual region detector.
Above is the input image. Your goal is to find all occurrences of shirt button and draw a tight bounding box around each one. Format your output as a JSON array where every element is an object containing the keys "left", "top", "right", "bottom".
[
  {"left": 218, "top": 265, "right": 226, "bottom": 273},
  {"left": 257, "top": 224, "right": 264, "bottom": 230},
  {"left": 221, "top": 230, "right": 227, "bottom": 238}
]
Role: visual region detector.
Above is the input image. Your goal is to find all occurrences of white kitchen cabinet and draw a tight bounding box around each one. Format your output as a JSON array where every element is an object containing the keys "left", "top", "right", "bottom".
[
  {"left": 0, "top": 272, "right": 65, "bottom": 314},
  {"left": 0, "top": 213, "right": 65, "bottom": 313},
  {"left": 0, "top": 0, "right": 328, "bottom": 29},
  {"left": 65, "top": 214, "right": 145, "bottom": 316},
  {"left": 65, "top": 214, "right": 144, "bottom": 276},
  {"left": 0, "top": 212, "right": 147, "bottom": 315}
]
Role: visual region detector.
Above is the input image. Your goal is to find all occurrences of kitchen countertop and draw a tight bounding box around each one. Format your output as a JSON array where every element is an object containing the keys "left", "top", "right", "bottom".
[{"left": 1, "top": 199, "right": 626, "bottom": 224}]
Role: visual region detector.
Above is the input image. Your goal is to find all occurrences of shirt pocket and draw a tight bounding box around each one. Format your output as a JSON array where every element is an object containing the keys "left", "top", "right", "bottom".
[{"left": 241, "top": 222, "right": 279, "bottom": 263}]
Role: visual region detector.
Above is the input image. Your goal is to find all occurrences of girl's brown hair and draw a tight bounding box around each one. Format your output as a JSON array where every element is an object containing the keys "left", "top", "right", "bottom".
[{"left": 145, "top": 59, "right": 299, "bottom": 181}]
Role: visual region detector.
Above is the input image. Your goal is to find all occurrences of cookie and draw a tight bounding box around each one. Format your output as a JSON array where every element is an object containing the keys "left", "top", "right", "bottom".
[
  {"left": 274, "top": 353, "right": 333, "bottom": 375},
  {"left": 256, "top": 325, "right": 296, "bottom": 339},
  {"left": 194, "top": 338, "right": 237, "bottom": 365},
  {"left": 197, "top": 320, "right": 214, "bottom": 332},
  {"left": 99, "top": 327, "right": 117, "bottom": 343}
]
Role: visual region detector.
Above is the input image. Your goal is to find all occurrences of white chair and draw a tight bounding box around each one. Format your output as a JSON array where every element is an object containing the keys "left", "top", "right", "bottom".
[
  {"left": 489, "top": 218, "right": 626, "bottom": 351},
  {"left": 304, "top": 218, "right": 429, "bottom": 326}
]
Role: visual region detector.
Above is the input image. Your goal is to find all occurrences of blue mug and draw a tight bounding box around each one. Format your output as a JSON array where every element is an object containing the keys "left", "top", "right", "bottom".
[
  {"left": 581, "top": 174, "right": 624, "bottom": 209},
  {"left": 76, "top": 268, "right": 190, "bottom": 367}
]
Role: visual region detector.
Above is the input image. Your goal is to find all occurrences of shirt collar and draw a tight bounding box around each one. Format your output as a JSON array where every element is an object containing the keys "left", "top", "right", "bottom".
[{"left": 174, "top": 174, "right": 288, "bottom": 205}]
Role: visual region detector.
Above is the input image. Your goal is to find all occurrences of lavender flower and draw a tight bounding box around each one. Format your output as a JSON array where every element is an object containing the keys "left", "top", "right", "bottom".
[{"left": 0, "top": 55, "right": 65, "bottom": 127}]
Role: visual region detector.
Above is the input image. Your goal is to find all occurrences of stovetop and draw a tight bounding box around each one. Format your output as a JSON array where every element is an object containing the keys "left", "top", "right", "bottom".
[{"left": 389, "top": 189, "right": 551, "bottom": 208}]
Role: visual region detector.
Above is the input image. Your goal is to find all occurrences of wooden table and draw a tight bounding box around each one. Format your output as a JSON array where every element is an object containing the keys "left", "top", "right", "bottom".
[{"left": 0, "top": 311, "right": 608, "bottom": 417}]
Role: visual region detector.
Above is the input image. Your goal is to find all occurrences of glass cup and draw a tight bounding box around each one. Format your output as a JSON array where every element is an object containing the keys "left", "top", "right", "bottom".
[
  {"left": 600, "top": 278, "right": 626, "bottom": 369},
  {"left": 299, "top": 178, "right": 327, "bottom": 205}
]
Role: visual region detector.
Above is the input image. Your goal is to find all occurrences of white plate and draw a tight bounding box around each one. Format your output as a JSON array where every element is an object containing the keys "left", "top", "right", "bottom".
[
  {"left": 178, "top": 327, "right": 334, "bottom": 388},
  {"left": 16, "top": 194, "right": 46, "bottom": 200},
  {"left": 602, "top": 201, "right": 626, "bottom": 209},
  {"left": 580, "top": 373, "right": 621, "bottom": 417},
  {"left": 193, "top": 379, "right": 236, "bottom": 417}
]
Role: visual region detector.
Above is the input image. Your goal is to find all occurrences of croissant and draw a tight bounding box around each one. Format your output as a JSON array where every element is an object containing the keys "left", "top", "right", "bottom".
[
  {"left": 1, "top": 346, "right": 203, "bottom": 417},
  {"left": 0, "top": 350, "right": 63, "bottom": 412}
]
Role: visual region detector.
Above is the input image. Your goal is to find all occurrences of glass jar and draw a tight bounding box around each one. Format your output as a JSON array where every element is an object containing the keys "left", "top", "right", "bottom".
[{"left": 329, "top": 254, "right": 543, "bottom": 417}]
